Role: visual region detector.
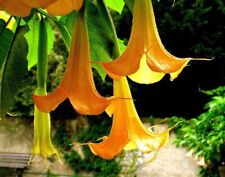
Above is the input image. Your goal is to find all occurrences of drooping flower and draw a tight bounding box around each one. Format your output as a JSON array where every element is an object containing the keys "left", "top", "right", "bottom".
[
  {"left": 0, "top": 0, "right": 31, "bottom": 17},
  {"left": 33, "top": 11, "right": 115, "bottom": 115},
  {"left": 101, "top": 0, "right": 197, "bottom": 84},
  {"left": 46, "top": 0, "right": 84, "bottom": 16},
  {"left": 88, "top": 77, "right": 170, "bottom": 159},
  {"left": 32, "top": 18, "right": 58, "bottom": 158},
  {"left": 19, "top": 0, "right": 58, "bottom": 8}
]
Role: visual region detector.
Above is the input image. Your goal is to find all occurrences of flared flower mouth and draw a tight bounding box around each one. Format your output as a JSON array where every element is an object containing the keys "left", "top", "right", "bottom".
[
  {"left": 33, "top": 10, "right": 115, "bottom": 116},
  {"left": 88, "top": 77, "right": 171, "bottom": 159},
  {"left": 99, "top": 0, "right": 201, "bottom": 84}
]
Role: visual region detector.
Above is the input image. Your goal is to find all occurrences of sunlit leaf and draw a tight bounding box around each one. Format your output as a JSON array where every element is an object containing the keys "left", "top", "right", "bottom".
[
  {"left": 104, "top": 0, "right": 125, "bottom": 13},
  {"left": 0, "top": 26, "right": 28, "bottom": 118},
  {"left": 25, "top": 15, "right": 40, "bottom": 70}
]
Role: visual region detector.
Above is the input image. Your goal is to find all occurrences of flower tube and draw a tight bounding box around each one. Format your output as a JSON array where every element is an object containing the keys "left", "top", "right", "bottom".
[
  {"left": 33, "top": 11, "right": 115, "bottom": 115},
  {"left": 46, "top": 0, "right": 84, "bottom": 16},
  {"left": 88, "top": 77, "right": 170, "bottom": 159},
  {"left": 101, "top": 0, "right": 198, "bottom": 84}
]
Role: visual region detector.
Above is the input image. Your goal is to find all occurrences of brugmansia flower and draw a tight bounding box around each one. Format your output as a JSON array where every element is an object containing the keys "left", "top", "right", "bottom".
[
  {"left": 0, "top": 0, "right": 31, "bottom": 17},
  {"left": 47, "top": 0, "right": 84, "bottom": 16},
  {"left": 33, "top": 11, "right": 115, "bottom": 115},
  {"left": 88, "top": 77, "right": 170, "bottom": 159},
  {"left": 101, "top": 0, "right": 196, "bottom": 84}
]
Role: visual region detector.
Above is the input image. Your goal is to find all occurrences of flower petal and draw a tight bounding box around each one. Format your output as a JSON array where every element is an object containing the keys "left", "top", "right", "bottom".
[
  {"left": 20, "top": 0, "right": 57, "bottom": 8},
  {"left": 116, "top": 77, "right": 170, "bottom": 153},
  {"left": 144, "top": 0, "right": 191, "bottom": 74},
  {"left": 1, "top": 0, "right": 31, "bottom": 17},
  {"left": 129, "top": 55, "right": 165, "bottom": 84},
  {"left": 100, "top": 0, "right": 145, "bottom": 79},
  {"left": 88, "top": 99, "right": 129, "bottom": 159},
  {"left": 46, "top": 0, "right": 83, "bottom": 16}
]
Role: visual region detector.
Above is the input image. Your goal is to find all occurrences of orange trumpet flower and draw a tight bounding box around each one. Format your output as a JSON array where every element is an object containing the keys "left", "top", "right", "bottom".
[
  {"left": 0, "top": 0, "right": 31, "bottom": 17},
  {"left": 101, "top": 0, "right": 195, "bottom": 84},
  {"left": 88, "top": 77, "right": 170, "bottom": 159},
  {"left": 33, "top": 12, "right": 115, "bottom": 115},
  {"left": 47, "top": 0, "right": 84, "bottom": 16}
]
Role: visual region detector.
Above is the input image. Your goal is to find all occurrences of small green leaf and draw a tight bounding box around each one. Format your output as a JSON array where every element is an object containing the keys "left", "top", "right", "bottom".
[
  {"left": 0, "top": 26, "right": 28, "bottom": 118},
  {"left": 54, "top": 20, "right": 72, "bottom": 49},
  {"left": 104, "top": 0, "right": 125, "bottom": 14},
  {"left": 25, "top": 15, "right": 40, "bottom": 70},
  {"left": 59, "top": 11, "right": 77, "bottom": 35}
]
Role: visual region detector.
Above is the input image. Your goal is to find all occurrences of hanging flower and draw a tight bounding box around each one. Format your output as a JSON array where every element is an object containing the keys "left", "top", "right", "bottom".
[
  {"left": 33, "top": 11, "right": 115, "bottom": 115},
  {"left": 0, "top": 0, "right": 31, "bottom": 17},
  {"left": 88, "top": 77, "right": 170, "bottom": 159},
  {"left": 46, "top": 0, "right": 84, "bottom": 16},
  {"left": 100, "top": 0, "right": 200, "bottom": 84}
]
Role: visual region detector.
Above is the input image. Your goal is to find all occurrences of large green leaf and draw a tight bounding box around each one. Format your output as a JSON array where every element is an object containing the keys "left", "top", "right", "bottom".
[
  {"left": 104, "top": 0, "right": 125, "bottom": 13},
  {"left": 25, "top": 16, "right": 54, "bottom": 70},
  {"left": 87, "top": 0, "right": 120, "bottom": 80},
  {"left": 25, "top": 16, "right": 40, "bottom": 70},
  {"left": 0, "top": 26, "right": 28, "bottom": 118},
  {"left": 0, "top": 19, "right": 14, "bottom": 69}
]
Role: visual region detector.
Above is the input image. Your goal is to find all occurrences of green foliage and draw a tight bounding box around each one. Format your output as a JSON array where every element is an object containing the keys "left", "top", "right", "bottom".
[
  {"left": 87, "top": 0, "right": 120, "bottom": 80},
  {"left": 53, "top": 116, "right": 122, "bottom": 177},
  {"left": 0, "top": 24, "right": 28, "bottom": 118},
  {"left": 168, "top": 86, "right": 225, "bottom": 177}
]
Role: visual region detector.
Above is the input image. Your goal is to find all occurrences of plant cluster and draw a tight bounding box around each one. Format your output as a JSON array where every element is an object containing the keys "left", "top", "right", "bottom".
[{"left": 168, "top": 86, "right": 225, "bottom": 177}]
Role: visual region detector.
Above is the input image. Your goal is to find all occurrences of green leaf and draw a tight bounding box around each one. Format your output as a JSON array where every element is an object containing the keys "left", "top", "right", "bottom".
[
  {"left": 25, "top": 16, "right": 54, "bottom": 70},
  {"left": 117, "top": 38, "right": 126, "bottom": 54},
  {"left": 0, "top": 26, "right": 28, "bottom": 118},
  {"left": 124, "top": 0, "right": 134, "bottom": 13},
  {"left": 0, "top": 20, "right": 14, "bottom": 68},
  {"left": 54, "top": 20, "right": 72, "bottom": 49},
  {"left": 104, "top": 0, "right": 125, "bottom": 14},
  {"left": 25, "top": 15, "right": 40, "bottom": 70},
  {"left": 87, "top": 0, "right": 120, "bottom": 80},
  {"left": 59, "top": 11, "right": 77, "bottom": 35}
]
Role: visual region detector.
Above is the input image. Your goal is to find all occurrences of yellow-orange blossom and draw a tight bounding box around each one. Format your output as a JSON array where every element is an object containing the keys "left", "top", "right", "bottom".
[
  {"left": 88, "top": 77, "right": 170, "bottom": 159},
  {"left": 101, "top": 0, "right": 194, "bottom": 84},
  {"left": 0, "top": 0, "right": 83, "bottom": 17},
  {"left": 33, "top": 10, "right": 115, "bottom": 116}
]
